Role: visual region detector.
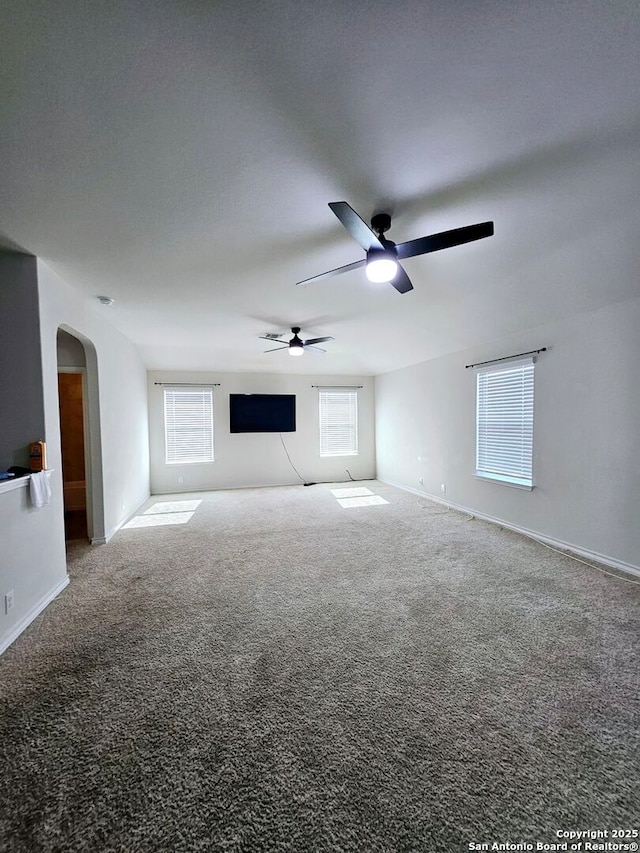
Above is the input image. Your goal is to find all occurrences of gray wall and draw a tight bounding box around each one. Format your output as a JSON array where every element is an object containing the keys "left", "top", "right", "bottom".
[
  {"left": 0, "top": 253, "right": 45, "bottom": 469},
  {"left": 375, "top": 294, "right": 640, "bottom": 572},
  {"left": 148, "top": 371, "right": 375, "bottom": 494}
]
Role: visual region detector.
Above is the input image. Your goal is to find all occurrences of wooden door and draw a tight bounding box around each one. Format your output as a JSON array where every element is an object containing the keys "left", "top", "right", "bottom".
[{"left": 58, "top": 372, "right": 88, "bottom": 540}]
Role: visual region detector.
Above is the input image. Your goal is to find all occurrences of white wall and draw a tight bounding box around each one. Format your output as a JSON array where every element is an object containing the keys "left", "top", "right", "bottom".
[
  {"left": 375, "top": 294, "right": 640, "bottom": 572},
  {"left": 37, "top": 261, "right": 150, "bottom": 542},
  {"left": 0, "top": 476, "right": 69, "bottom": 655},
  {"left": 148, "top": 371, "right": 375, "bottom": 493},
  {"left": 57, "top": 328, "right": 86, "bottom": 368}
]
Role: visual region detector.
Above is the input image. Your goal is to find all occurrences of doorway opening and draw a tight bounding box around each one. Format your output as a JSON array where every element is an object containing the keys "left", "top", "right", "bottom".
[{"left": 56, "top": 326, "right": 106, "bottom": 545}]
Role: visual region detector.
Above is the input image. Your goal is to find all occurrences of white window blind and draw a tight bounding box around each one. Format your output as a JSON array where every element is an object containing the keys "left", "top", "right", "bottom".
[
  {"left": 164, "top": 387, "right": 214, "bottom": 464},
  {"left": 476, "top": 359, "right": 534, "bottom": 488},
  {"left": 319, "top": 391, "right": 358, "bottom": 457}
]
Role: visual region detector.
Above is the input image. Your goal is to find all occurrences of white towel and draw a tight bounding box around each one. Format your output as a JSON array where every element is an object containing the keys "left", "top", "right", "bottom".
[{"left": 30, "top": 471, "right": 51, "bottom": 508}]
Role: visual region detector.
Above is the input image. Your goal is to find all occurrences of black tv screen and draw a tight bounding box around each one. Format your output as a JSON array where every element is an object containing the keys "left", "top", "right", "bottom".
[{"left": 229, "top": 394, "right": 296, "bottom": 433}]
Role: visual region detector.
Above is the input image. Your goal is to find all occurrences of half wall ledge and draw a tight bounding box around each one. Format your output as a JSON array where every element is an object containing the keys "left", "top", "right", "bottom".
[{"left": 0, "top": 469, "right": 53, "bottom": 496}]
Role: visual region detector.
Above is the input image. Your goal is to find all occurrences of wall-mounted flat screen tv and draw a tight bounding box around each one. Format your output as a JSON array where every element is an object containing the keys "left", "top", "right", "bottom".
[{"left": 229, "top": 394, "right": 296, "bottom": 433}]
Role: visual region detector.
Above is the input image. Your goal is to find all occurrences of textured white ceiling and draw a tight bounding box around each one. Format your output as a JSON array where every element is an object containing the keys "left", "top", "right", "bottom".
[{"left": 1, "top": 0, "right": 639, "bottom": 375}]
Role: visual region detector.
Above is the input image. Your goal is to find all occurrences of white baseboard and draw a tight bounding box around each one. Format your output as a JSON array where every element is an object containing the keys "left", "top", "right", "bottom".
[
  {"left": 379, "top": 478, "right": 640, "bottom": 580},
  {"left": 0, "top": 575, "right": 70, "bottom": 656},
  {"left": 150, "top": 480, "right": 307, "bottom": 496}
]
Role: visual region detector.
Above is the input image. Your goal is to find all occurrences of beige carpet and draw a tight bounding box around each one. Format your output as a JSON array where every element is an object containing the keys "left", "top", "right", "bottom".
[{"left": 1, "top": 481, "right": 638, "bottom": 852}]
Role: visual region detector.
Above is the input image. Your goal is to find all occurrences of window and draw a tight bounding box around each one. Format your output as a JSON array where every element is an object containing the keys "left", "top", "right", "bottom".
[
  {"left": 319, "top": 390, "right": 358, "bottom": 457},
  {"left": 164, "top": 387, "right": 214, "bottom": 464},
  {"left": 476, "top": 358, "right": 534, "bottom": 488}
]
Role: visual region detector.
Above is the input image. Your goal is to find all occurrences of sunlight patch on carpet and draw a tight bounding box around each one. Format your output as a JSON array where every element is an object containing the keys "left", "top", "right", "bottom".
[
  {"left": 144, "top": 500, "right": 202, "bottom": 514},
  {"left": 336, "top": 495, "right": 389, "bottom": 508},
  {"left": 123, "top": 511, "right": 196, "bottom": 528},
  {"left": 123, "top": 499, "right": 202, "bottom": 529},
  {"left": 330, "top": 487, "right": 374, "bottom": 498}
]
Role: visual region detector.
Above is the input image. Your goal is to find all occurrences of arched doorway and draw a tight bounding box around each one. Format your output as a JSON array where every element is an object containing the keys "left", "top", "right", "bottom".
[{"left": 56, "top": 327, "right": 105, "bottom": 543}]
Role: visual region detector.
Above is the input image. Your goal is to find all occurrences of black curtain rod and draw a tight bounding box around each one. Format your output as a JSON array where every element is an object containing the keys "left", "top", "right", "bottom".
[
  {"left": 154, "top": 382, "right": 221, "bottom": 386},
  {"left": 465, "top": 348, "right": 547, "bottom": 369},
  {"left": 311, "top": 384, "right": 364, "bottom": 389}
]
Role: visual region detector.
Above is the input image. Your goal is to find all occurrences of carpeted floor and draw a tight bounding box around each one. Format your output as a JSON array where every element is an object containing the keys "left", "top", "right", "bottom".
[{"left": 1, "top": 481, "right": 639, "bottom": 852}]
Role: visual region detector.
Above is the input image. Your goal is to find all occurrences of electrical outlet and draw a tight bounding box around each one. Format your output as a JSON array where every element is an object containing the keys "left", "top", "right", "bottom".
[
  {"left": 418, "top": 477, "right": 424, "bottom": 485},
  {"left": 440, "top": 483, "right": 446, "bottom": 494},
  {"left": 178, "top": 476, "right": 184, "bottom": 484},
  {"left": 5, "top": 591, "right": 14, "bottom": 614}
]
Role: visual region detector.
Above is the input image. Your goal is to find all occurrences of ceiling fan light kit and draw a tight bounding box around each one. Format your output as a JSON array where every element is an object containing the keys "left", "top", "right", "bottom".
[{"left": 365, "top": 248, "right": 398, "bottom": 283}]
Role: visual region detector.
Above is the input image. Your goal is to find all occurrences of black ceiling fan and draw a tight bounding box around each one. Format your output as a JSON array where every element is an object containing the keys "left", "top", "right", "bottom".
[
  {"left": 296, "top": 201, "right": 494, "bottom": 294},
  {"left": 260, "top": 326, "right": 334, "bottom": 357}
]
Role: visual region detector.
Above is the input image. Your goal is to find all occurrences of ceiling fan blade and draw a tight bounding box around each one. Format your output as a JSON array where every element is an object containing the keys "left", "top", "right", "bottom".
[
  {"left": 263, "top": 346, "right": 289, "bottom": 353},
  {"left": 304, "top": 336, "right": 334, "bottom": 346},
  {"left": 396, "top": 221, "right": 494, "bottom": 260},
  {"left": 329, "top": 202, "right": 384, "bottom": 251},
  {"left": 296, "top": 259, "right": 365, "bottom": 286},
  {"left": 259, "top": 336, "right": 288, "bottom": 344},
  {"left": 390, "top": 264, "right": 413, "bottom": 294},
  {"left": 305, "top": 345, "right": 327, "bottom": 353}
]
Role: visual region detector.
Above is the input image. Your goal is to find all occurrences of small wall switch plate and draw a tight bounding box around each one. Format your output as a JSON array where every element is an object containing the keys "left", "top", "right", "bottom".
[
  {"left": 178, "top": 476, "right": 184, "bottom": 484},
  {"left": 440, "top": 483, "right": 446, "bottom": 494},
  {"left": 5, "top": 591, "right": 14, "bottom": 613},
  {"left": 418, "top": 477, "right": 424, "bottom": 485}
]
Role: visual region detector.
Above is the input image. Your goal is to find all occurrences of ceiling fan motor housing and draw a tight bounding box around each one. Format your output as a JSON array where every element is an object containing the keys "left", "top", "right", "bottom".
[
  {"left": 366, "top": 240, "right": 397, "bottom": 265},
  {"left": 370, "top": 214, "right": 397, "bottom": 263},
  {"left": 371, "top": 212, "right": 392, "bottom": 235},
  {"left": 366, "top": 215, "right": 398, "bottom": 282},
  {"left": 289, "top": 328, "right": 304, "bottom": 352}
]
